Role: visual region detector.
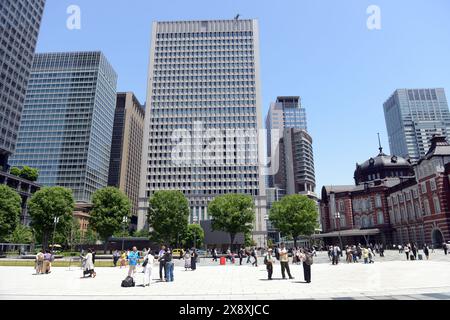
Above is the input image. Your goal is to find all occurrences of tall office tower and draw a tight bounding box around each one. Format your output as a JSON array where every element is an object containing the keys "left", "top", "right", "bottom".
[
  {"left": 265, "top": 96, "right": 307, "bottom": 158},
  {"left": 384, "top": 88, "right": 450, "bottom": 162},
  {"left": 274, "top": 128, "right": 316, "bottom": 196},
  {"left": 10, "top": 52, "right": 118, "bottom": 202},
  {"left": 265, "top": 96, "right": 315, "bottom": 197},
  {"left": 139, "top": 19, "right": 267, "bottom": 246},
  {"left": 108, "top": 92, "right": 145, "bottom": 228},
  {"left": 0, "top": 0, "right": 46, "bottom": 168}
]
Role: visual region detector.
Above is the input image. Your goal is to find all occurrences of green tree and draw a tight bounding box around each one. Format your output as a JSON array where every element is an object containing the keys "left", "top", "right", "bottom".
[
  {"left": 82, "top": 227, "right": 99, "bottom": 246},
  {"left": 0, "top": 185, "right": 22, "bottom": 241},
  {"left": 19, "top": 166, "right": 39, "bottom": 181},
  {"left": 28, "top": 186, "right": 75, "bottom": 249},
  {"left": 182, "top": 224, "right": 205, "bottom": 248},
  {"left": 89, "top": 187, "right": 131, "bottom": 253},
  {"left": 133, "top": 229, "right": 150, "bottom": 238},
  {"left": 269, "top": 194, "right": 318, "bottom": 247},
  {"left": 244, "top": 231, "right": 256, "bottom": 247},
  {"left": 6, "top": 224, "right": 33, "bottom": 244},
  {"left": 147, "top": 190, "right": 189, "bottom": 246},
  {"left": 53, "top": 217, "right": 82, "bottom": 251},
  {"left": 208, "top": 194, "right": 255, "bottom": 250},
  {"left": 9, "top": 167, "right": 21, "bottom": 177}
]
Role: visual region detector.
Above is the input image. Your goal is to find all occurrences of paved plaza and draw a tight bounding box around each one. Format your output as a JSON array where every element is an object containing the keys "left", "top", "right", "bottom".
[{"left": 1, "top": 251, "right": 450, "bottom": 300}]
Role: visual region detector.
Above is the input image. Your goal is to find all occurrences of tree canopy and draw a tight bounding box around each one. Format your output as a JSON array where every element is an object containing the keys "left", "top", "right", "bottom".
[
  {"left": 182, "top": 224, "right": 205, "bottom": 248},
  {"left": 89, "top": 187, "right": 131, "bottom": 252},
  {"left": 28, "top": 186, "right": 75, "bottom": 249},
  {"left": 9, "top": 166, "right": 39, "bottom": 181},
  {"left": 147, "top": 190, "right": 190, "bottom": 246},
  {"left": 208, "top": 193, "right": 255, "bottom": 249},
  {"left": 269, "top": 194, "right": 318, "bottom": 246},
  {"left": 0, "top": 185, "right": 22, "bottom": 242},
  {"left": 6, "top": 224, "right": 33, "bottom": 244}
]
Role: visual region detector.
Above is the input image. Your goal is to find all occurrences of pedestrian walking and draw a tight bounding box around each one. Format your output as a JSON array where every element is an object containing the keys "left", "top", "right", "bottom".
[
  {"left": 404, "top": 244, "right": 410, "bottom": 260},
  {"left": 164, "top": 248, "right": 174, "bottom": 282},
  {"left": 127, "top": 246, "right": 140, "bottom": 278},
  {"left": 238, "top": 247, "right": 245, "bottom": 265},
  {"left": 212, "top": 248, "right": 218, "bottom": 262},
  {"left": 379, "top": 245, "right": 385, "bottom": 257},
  {"left": 119, "top": 251, "right": 126, "bottom": 268},
  {"left": 81, "top": 248, "right": 96, "bottom": 278},
  {"left": 412, "top": 244, "right": 418, "bottom": 260},
  {"left": 158, "top": 245, "right": 166, "bottom": 281},
  {"left": 279, "top": 243, "right": 294, "bottom": 279},
  {"left": 251, "top": 247, "right": 258, "bottom": 267},
  {"left": 444, "top": 242, "right": 448, "bottom": 255},
  {"left": 362, "top": 247, "right": 369, "bottom": 264},
  {"left": 332, "top": 245, "right": 341, "bottom": 265},
  {"left": 346, "top": 246, "right": 352, "bottom": 263},
  {"left": 191, "top": 248, "right": 198, "bottom": 271},
  {"left": 299, "top": 249, "right": 313, "bottom": 283},
  {"left": 113, "top": 250, "right": 120, "bottom": 267},
  {"left": 368, "top": 247, "right": 375, "bottom": 263},
  {"left": 246, "top": 249, "right": 252, "bottom": 264},
  {"left": 184, "top": 249, "right": 191, "bottom": 270},
  {"left": 423, "top": 244, "right": 429, "bottom": 260},
  {"left": 142, "top": 249, "right": 154, "bottom": 287},
  {"left": 264, "top": 249, "right": 275, "bottom": 280}
]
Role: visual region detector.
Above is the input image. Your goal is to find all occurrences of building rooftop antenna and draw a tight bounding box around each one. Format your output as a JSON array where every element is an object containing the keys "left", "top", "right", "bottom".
[{"left": 377, "top": 133, "right": 383, "bottom": 154}]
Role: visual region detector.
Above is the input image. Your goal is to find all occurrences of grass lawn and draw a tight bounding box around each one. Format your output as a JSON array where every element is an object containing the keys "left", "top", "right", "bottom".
[{"left": 0, "top": 260, "right": 115, "bottom": 268}]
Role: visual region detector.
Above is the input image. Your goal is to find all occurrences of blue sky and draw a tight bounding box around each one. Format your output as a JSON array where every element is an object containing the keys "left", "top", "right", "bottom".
[{"left": 35, "top": 0, "right": 450, "bottom": 192}]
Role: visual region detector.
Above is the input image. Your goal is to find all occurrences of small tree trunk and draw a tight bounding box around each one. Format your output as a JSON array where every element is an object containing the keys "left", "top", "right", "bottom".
[
  {"left": 230, "top": 233, "right": 236, "bottom": 252},
  {"left": 103, "top": 237, "right": 108, "bottom": 253},
  {"left": 42, "top": 232, "right": 49, "bottom": 251},
  {"left": 294, "top": 236, "right": 298, "bottom": 248}
]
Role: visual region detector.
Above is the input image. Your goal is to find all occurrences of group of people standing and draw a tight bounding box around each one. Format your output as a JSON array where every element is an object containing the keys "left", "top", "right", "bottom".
[
  {"left": 399, "top": 243, "right": 430, "bottom": 260},
  {"left": 264, "top": 243, "right": 314, "bottom": 283},
  {"left": 328, "top": 243, "right": 383, "bottom": 265},
  {"left": 34, "top": 250, "right": 54, "bottom": 275},
  {"left": 183, "top": 248, "right": 199, "bottom": 271}
]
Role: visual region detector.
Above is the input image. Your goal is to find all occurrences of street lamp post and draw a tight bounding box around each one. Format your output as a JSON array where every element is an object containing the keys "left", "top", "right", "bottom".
[
  {"left": 264, "top": 215, "right": 269, "bottom": 248},
  {"left": 51, "top": 216, "right": 59, "bottom": 254},
  {"left": 121, "top": 216, "right": 128, "bottom": 251},
  {"left": 193, "top": 215, "right": 198, "bottom": 249},
  {"left": 335, "top": 212, "right": 343, "bottom": 249}
]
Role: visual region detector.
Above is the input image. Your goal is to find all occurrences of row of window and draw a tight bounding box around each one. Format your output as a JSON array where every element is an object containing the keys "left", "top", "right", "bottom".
[{"left": 156, "top": 31, "right": 253, "bottom": 39}]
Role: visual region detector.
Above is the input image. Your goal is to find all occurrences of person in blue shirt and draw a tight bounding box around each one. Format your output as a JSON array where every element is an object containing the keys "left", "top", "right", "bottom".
[{"left": 127, "top": 246, "right": 140, "bottom": 277}]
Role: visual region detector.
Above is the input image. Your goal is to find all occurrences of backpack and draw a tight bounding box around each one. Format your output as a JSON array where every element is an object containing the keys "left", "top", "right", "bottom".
[
  {"left": 121, "top": 276, "right": 135, "bottom": 288},
  {"left": 305, "top": 254, "right": 313, "bottom": 266}
]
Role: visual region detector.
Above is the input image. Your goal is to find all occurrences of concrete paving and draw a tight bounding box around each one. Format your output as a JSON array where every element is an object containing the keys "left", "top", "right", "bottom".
[{"left": 1, "top": 253, "right": 450, "bottom": 300}]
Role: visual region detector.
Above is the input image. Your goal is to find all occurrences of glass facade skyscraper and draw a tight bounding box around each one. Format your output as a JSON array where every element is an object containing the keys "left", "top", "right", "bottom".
[
  {"left": 10, "top": 52, "right": 118, "bottom": 202},
  {"left": 265, "top": 96, "right": 316, "bottom": 197},
  {"left": 0, "top": 0, "right": 46, "bottom": 168},
  {"left": 108, "top": 92, "right": 145, "bottom": 226},
  {"left": 139, "top": 19, "right": 267, "bottom": 246},
  {"left": 384, "top": 88, "right": 450, "bottom": 162},
  {"left": 265, "top": 96, "right": 307, "bottom": 158}
]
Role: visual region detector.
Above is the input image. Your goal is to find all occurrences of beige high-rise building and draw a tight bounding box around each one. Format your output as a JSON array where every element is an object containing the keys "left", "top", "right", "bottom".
[
  {"left": 108, "top": 92, "right": 145, "bottom": 228},
  {"left": 138, "top": 19, "right": 268, "bottom": 247}
]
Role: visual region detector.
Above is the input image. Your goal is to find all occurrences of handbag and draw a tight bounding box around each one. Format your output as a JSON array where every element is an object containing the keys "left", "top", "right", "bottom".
[{"left": 142, "top": 257, "right": 148, "bottom": 267}]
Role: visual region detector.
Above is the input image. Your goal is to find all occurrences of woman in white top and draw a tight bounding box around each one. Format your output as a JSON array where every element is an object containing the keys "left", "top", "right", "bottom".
[
  {"left": 184, "top": 249, "right": 191, "bottom": 270},
  {"left": 82, "top": 249, "right": 96, "bottom": 278},
  {"left": 142, "top": 250, "right": 154, "bottom": 287},
  {"left": 404, "top": 244, "right": 410, "bottom": 260}
]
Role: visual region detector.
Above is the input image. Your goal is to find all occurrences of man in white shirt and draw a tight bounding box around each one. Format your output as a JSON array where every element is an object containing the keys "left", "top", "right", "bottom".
[{"left": 142, "top": 249, "right": 154, "bottom": 287}]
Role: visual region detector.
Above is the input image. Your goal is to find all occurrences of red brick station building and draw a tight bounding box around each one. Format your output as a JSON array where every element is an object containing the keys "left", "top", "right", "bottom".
[{"left": 319, "top": 135, "right": 450, "bottom": 248}]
